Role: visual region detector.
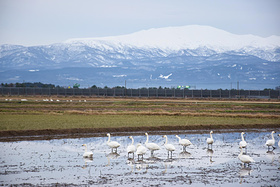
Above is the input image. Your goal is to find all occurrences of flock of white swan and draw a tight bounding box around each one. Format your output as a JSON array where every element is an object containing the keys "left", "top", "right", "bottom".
[{"left": 82, "top": 131, "right": 280, "bottom": 166}]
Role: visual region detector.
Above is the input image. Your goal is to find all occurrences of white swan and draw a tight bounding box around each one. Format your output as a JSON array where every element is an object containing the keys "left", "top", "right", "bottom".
[
  {"left": 136, "top": 143, "right": 147, "bottom": 161},
  {"left": 175, "top": 135, "right": 192, "bottom": 152},
  {"left": 207, "top": 131, "right": 214, "bottom": 149},
  {"left": 107, "top": 133, "right": 120, "bottom": 153},
  {"left": 238, "top": 147, "right": 255, "bottom": 166},
  {"left": 265, "top": 131, "right": 275, "bottom": 150},
  {"left": 239, "top": 132, "right": 247, "bottom": 149},
  {"left": 127, "top": 136, "right": 136, "bottom": 158},
  {"left": 278, "top": 134, "right": 280, "bottom": 148},
  {"left": 82, "top": 144, "right": 93, "bottom": 158},
  {"left": 145, "top": 132, "right": 160, "bottom": 156},
  {"left": 163, "top": 135, "right": 176, "bottom": 158}
]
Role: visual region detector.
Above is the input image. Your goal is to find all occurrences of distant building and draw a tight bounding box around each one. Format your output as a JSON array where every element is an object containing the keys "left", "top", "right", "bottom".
[{"left": 276, "top": 86, "right": 280, "bottom": 90}]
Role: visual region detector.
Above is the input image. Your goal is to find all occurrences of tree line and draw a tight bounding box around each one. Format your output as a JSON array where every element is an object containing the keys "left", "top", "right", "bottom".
[
  {"left": 1, "top": 82, "right": 56, "bottom": 88},
  {"left": 0, "top": 82, "right": 279, "bottom": 91}
]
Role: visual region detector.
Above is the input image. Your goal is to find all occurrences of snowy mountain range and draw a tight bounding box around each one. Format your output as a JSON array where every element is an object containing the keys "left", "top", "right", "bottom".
[{"left": 0, "top": 25, "right": 280, "bottom": 89}]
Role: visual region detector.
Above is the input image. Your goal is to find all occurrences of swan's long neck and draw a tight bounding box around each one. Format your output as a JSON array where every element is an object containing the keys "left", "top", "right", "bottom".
[
  {"left": 84, "top": 145, "right": 88, "bottom": 152},
  {"left": 210, "top": 133, "right": 213, "bottom": 139},
  {"left": 164, "top": 136, "right": 168, "bottom": 145},
  {"left": 241, "top": 133, "right": 245, "bottom": 141},
  {"left": 239, "top": 148, "right": 243, "bottom": 156},
  {"left": 271, "top": 132, "right": 275, "bottom": 140},
  {"left": 107, "top": 134, "right": 111, "bottom": 143},
  {"left": 177, "top": 136, "right": 181, "bottom": 141},
  {"left": 131, "top": 137, "right": 134, "bottom": 145},
  {"left": 146, "top": 134, "right": 149, "bottom": 144}
]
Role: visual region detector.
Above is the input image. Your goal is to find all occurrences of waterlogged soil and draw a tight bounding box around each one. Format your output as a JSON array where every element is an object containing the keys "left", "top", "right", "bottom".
[{"left": 0, "top": 129, "right": 280, "bottom": 186}]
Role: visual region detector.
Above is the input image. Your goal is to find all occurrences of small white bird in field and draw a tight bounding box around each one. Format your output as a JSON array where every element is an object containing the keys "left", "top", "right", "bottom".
[
  {"left": 265, "top": 131, "right": 276, "bottom": 150},
  {"left": 145, "top": 132, "right": 160, "bottom": 157},
  {"left": 107, "top": 133, "right": 120, "bottom": 153},
  {"left": 82, "top": 144, "right": 93, "bottom": 158},
  {"left": 163, "top": 135, "right": 176, "bottom": 158},
  {"left": 278, "top": 134, "right": 280, "bottom": 148},
  {"left": 207, "top": 131, "right": 214, "bottom": 149},
  {"left": 136, "top": 143, "right": 147, "bottom": 161},
  {"left": 127, "top": 136, "right": 136, "bottom": 158},
  {"left": 238, "top": 147, "right": 255, "bottom": 166},
  {"left": 175, "top": 135, "right": 192, "bottom": 152},
  {"left": 239, "top": 132, "right": 247, "bottom": 150}
]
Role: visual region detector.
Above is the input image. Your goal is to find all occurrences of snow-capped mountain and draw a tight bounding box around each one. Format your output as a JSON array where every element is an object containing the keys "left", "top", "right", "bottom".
[
  {"left": 65, "top": 25, "right": 280, "bottom": 53},
  {"left": 65, "top": 25, "right": 280, "bottom": 61},
  {"left": 0, "top": 25, "right": 279, "bottom": 89}
]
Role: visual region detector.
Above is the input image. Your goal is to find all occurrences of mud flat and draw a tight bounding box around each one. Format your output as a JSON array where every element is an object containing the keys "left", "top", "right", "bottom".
[{"left": 0, "top": 129, "right": 279, "bottom": 186}]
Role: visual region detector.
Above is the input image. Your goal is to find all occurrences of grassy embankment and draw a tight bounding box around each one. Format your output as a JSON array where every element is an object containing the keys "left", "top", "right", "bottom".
[{"left": 0, "top": 97, "right": 279, "bottom": 134}]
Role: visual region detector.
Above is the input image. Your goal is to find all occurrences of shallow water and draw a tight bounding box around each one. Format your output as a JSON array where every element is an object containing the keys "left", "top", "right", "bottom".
[{"left": 1, "top": 129, "right": 280, "bottom": 186}]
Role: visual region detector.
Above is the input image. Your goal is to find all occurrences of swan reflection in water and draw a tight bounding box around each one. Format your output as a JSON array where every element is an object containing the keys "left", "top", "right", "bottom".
[
  {"left": 178, "top": 151, "right": 191, "bottom": 159},
  {"left": 239, "top": 167, "right": 253, "bottom": 184},
  {"left": 207, "top": 149, "right": 214, "bottom": 163},
  {"left": 162, "top": 159, "right": 174, "bottom": 174},
  {"left": 126, "top": 159, "right": 135, "bottom": 173},
  {"left": 266, "top": 150, "right": 275, "bottom": 163},
  {"left": 106, "top": 152, "right": 120, "bottom": 166},
  {"left": 82, "top": 157, "right": 93, "bottom": 169},
  {"left": 135, "top": 160, "right": 148, "bottom": 173}
]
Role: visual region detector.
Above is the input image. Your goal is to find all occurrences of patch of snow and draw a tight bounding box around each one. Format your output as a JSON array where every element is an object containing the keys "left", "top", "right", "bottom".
[
  {"left": 159, "top": 73, "right": 172, "bottom": 80},
  {"left": 100, "top": 65, "right": 117, "bottom": 68},
  {"left": 8, "top": 76, "right": 20, "bottom": 81},
  {"left": 65, "top": 25, "right": 280, "bottom": 54},
  {"left": 113, "top": 74, "right": 127, "bottom": 78},
  {"left": 66, "top": 77, "right": 83, "bottom": 81}
]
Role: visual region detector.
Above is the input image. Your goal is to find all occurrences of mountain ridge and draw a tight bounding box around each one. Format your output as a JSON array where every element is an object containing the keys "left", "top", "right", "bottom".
[
  {"left": 0, "top": 25, "right": 279, "bottom": 89},
  {"left": 64, "top": 25, "right": 280, "bottom": 54}
]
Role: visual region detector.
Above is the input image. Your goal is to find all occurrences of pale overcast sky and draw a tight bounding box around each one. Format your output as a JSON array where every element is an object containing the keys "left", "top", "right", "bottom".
[{"left": 0, "top": 0, "right": 279, "bottom": 46}]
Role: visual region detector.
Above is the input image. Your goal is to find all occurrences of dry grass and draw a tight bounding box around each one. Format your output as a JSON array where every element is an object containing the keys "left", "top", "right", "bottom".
[
  {"left": 0, "top": 97, "right": 279, "bottom": 132},
  {"left": 0, "top": 114, "right": 279, "bottom": 132}
]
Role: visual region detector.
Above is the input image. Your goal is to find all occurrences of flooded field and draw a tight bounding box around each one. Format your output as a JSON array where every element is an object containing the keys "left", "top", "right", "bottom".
[{"left": 1, "top": 129, "right": 280, "bottom": 186}]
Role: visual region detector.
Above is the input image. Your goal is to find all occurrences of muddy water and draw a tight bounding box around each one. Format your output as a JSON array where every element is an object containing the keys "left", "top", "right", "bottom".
[{"left": 1, "top": 129, "right": 280, "bottom": 186}]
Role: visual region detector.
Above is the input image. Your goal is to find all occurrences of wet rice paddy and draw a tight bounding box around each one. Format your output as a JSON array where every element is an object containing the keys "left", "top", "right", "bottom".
[{"left": 1, "top": 129, "right": 280, "bottom": 186}]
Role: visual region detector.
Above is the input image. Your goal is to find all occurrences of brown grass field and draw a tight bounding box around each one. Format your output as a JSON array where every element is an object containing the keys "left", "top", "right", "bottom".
[{"left": 0, "top": 96, "right": 279, "bottom": 140}]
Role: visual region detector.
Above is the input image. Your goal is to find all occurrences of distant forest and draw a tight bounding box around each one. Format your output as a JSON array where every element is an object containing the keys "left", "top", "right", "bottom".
[
  {"left": 1, "top": 82, "right": 56, "bottom": 88},
  {"left": 0, "top": 82, "right": 125, "bottom": 89}
]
